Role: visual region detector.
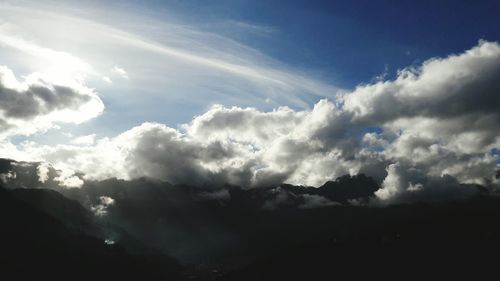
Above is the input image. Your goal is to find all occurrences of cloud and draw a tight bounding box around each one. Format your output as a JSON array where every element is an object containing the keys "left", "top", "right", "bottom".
[
  {"left": 0, "top": 65, "right": 104, "bottom": 138},
  {"left": 345, "top": 40, "right": 500, "bottom": 123},
  {"left": 70, "top": 134, "right": 97, "bottom": 146},
  {"left": 0, "top": 170, "right": 16, "bottom": 183},
  {"left": 0, "top": 41, "right": 499, "bottom": 205},
  {"left": 102, "top": 76, "right": 112, "bottom": 83},
  {"left": 54, "top": 169, "right": 84, "bottom": 188},
  {"left": 299, "top": 194, "right": 339, "bottom": 209},
  {"left": 221, "top": 20, "right": 276, "bottom": 36},
  {"left": 0, "top": 23, "right": 92, "bottom": 83},
  {"left": 37, "top": 161, "right": 50, "bottom": 183},
  {"left": 374, "top": 162, "right": 479, "bottom": 204},
  {"left": 111, "top": 66, "right": 128, "bottom": 79},
  {"left": 352, "top": 41, "right": 500, "bottom": 184},
  {"left": 0, "top": 3, "right": 341, "bottom": 112},
  {"left": 91, "top": 196, "right": 115, "bottom": 216}
]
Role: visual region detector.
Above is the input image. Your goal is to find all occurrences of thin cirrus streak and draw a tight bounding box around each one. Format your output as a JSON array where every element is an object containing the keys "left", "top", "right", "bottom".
[{"left": 0, "top": 3, "right": 341, "bottom": 109}]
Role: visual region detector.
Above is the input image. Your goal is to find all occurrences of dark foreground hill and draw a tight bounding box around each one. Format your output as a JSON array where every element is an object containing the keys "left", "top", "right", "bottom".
[
  {"left": 5, "top": 183, "right": 500, "bottom": 280},
  {"left": 0, "top": 186, "right": 184, "bottom": 281},
  {"left": 219, "top": 197, "right": 500, "bottom": 280}
]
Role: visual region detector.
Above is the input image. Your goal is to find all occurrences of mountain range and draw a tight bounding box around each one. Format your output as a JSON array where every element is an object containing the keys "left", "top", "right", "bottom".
[{"left": 1, "top": 157, "right": 500, "bottom": 280}]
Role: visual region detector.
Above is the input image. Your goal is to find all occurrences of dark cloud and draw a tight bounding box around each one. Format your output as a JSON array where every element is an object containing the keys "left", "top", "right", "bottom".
[{"left": 0, "top": 84, "right": 90, "bottom": 119}]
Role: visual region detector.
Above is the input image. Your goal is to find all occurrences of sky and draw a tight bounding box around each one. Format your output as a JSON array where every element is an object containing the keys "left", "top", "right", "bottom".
[{"left": 0, "top": 0, "right": 499, "bottom": 203}]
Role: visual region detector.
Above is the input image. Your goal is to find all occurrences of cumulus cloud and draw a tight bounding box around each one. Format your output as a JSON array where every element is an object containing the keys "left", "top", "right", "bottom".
[
  {"left": 0, "top": 66, "right": 104, "bottom": 138},
  {"left": 1, "top": 41, "right": 499, "bottom": 205},
  {"left": 345, "top": 40, "right": 500, "bottom": 123},
  {"left": 54, "top": 170, "right": 84, "bottom": 188},
  {"left": 374, "top": 162, "right": 479, "bottom": 204},
  {"left": 15, "top": 102, "right": 361, "bottom": 188}
]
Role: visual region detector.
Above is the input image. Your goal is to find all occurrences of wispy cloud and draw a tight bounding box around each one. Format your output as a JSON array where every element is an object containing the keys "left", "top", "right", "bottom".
[
  {"left": 0, "top": 23, "right": 92, "bottom": 84},
  {"left": 0, "top": 3, "right": 341, "bottom": 111},
  {"left": 111, "top": 66, "right": 128, "bottom": 79}
]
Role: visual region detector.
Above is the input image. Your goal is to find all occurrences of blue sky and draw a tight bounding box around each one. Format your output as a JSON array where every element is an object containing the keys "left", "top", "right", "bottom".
[{"left": 131, "top": 0, "right": 500, "bottom": 86}]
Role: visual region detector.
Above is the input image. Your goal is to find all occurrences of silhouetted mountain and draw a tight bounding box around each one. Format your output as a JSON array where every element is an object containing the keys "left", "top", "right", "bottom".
[
  {"left": 218, "top": 197, "right": 500, "bottom": 280},
  {"left": 0, "top": 158, "right": 12, "bottom": 172},
  {"left": 0, "top": 157, "right": 497, "bottom": 280},
  {"left": 36, "top": 175, "right": 485, "bottom": 276},
  {"left": 0, "top": 186, "right": 185, "bottom": 281},
  {"left": 49, "top": 175, "right": 380, "bottom": 265},
  {"left": 316, "top": 174, "right": 379, "bottom": 203},
  {"left": 10, "top": 188, "right": 97, "bottom": 233}
]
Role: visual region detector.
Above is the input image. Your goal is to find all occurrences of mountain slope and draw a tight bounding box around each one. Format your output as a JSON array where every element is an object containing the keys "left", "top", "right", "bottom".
[
  {"left": 218, "top": 197, "right": 500, "bottom": 280},
  {"left": 0, "top": 186, "right": 185, "bottom": 281}
]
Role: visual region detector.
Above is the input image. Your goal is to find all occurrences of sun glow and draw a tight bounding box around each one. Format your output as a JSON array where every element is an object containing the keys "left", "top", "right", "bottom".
[{"left": 0, "top": 28, "right": 92, "bottom": 83}]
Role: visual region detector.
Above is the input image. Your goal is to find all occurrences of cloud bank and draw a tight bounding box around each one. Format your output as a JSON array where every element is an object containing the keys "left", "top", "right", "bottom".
[{"left": 1, "top": 41, "right": 499, "bottom": 204}]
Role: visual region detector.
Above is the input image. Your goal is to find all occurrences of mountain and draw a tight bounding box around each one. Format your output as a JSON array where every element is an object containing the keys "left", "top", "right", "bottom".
[
  {"left": 316, "top": 174, "right": 380, "bottom": 203},
  {"left": 0, "top": 157, "right": 497, "bottom": 280},
  {"left": 218, "top": 197, "right": 500, "bottom": 280},
  {"left": 52, "top": 175, "right": 382, "bottom": 266},
  {"left": 10, "top": 188, "right": 97, "bottom": 234},
  {"left": 4, "top": 181, "right": 500, "bottom": 280},
  {"left": 47, "top": 175, "right": 489, "bottom": 276},
  {"left": 0, "top": 186, "right": 185, "bottom": 281}
]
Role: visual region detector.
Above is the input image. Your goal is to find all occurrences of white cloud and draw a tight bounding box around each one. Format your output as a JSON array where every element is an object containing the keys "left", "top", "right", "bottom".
[
  {"left": 0, "top": 65, "right": 104, "bottom": 139},
  {"left": 37, "top": 162, "right": 50, "bottom": 183},
  {"left": 71, "top": 134, "right": 97, "bottom": 145},
  {"left": 374, "top": 162, "right": 478, "bottom": 204},
  {"left": 54, "top": 168, "right": 84, "bottom": 188},
  {"left": 91, "top": 196, "right": 115, "bottom": 216},
  {"left": 345, "top": 40, "right": 500, "bottom": 125},
  {"left": 111, "top": 66, "right": 128, "bottom": 79},
  {"left": 102, "top": 76, "right": 112, "bottom": 83}
]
